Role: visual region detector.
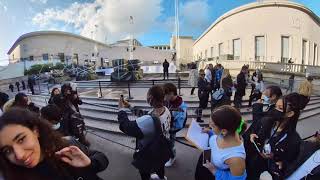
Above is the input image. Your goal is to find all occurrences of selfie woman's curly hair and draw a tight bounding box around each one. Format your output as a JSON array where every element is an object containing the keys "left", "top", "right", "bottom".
[{"left": 0, "top": 108, "right": 71, "bottom": 180}]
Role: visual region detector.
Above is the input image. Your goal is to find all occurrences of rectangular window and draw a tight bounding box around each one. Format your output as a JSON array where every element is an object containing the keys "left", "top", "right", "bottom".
[
  {"left": 200, "top": 52, "right": 203, "bottom": 59},
  {"left": 205, "top": 50, "right": 207, "bottom": 59},
  {"left": 314, "top": 43, "right": 318, "bottom": 66},
  {"left": 210, "top": 47, "right": 214, "bottom": 57},
  {"left": 255, "top": 36, "right": 265, "bottom": 61},
  {"left": 233, "top": 39, "right": 241, "bottom": 60},
  {"left": 219, "top": 43, "right": 223, "bottom": 56},
  {"left": 58, "top": 53, "right": 65, "bottom": 62},
  {"left": 29, "top": 56, "right": 34, "bottom": 61},
  {"left": 281, "top": 36, "right": 289, "bottom": 63},
  {"left": 42, "top": 53, "right": 49, "bottom": 61},
  {"left": 302, "top": 40, "right": 307, "bottom": 65}
]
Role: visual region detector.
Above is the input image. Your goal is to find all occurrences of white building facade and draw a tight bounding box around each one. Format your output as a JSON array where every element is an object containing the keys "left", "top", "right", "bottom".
[
  {"left": 193, "top": 0, "right": 320, "bottom": 66},
  {"left": 7, "top": 31, "right": 173, "bottom": 67}
]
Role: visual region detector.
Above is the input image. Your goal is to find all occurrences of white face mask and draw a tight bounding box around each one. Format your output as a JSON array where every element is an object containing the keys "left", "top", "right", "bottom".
[{"left": 52, "top": 122, "right": 61, "bottom": 130}]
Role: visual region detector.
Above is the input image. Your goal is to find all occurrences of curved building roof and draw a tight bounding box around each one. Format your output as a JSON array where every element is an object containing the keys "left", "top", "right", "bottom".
[
  {"left": 7, "top": 31, "right": 109, "bottom": 55},
  {"left": 194, "top": 0, "right": 320, "bottom": 45}
]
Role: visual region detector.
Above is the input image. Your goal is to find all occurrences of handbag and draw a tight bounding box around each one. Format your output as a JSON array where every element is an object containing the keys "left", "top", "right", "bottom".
[{"left": 212, "top": 88, "right": 224, "bottom": 100}]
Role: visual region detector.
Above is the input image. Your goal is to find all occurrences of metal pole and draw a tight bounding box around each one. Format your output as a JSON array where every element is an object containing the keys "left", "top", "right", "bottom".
[
  {"left": 38, "top": 80, "right": 41, "bottom": 94},
  {"left": 152, "top": 80, "right": 155, "bottom": 85},
  {"left": 47, "top": 83, "right": 50, "bottom": 95},
  {"left": 98, "top": 81, "right": 103, "bottom": 98},
  {"left": 128, "top": 81, "right": 133, "bottom": 99},
  {"left": 178, "top": 77, "right": 181, "bottom": 95}
]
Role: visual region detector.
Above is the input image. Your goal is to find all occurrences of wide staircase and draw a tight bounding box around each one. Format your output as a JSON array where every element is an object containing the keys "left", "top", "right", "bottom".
[{"left": 29, "top": 80, "right": 320, "bottom": 149}]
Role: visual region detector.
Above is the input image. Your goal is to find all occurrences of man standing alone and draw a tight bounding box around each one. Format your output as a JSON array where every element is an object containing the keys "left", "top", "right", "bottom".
[{"left": 163, "top": 59, "right": 170, "bottom": 80}]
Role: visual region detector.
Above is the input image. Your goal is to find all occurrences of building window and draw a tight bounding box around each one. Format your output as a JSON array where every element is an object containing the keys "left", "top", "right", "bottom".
[
  {"left": 219, "top": 43, "right": 223, "bottom": 56},
  {"left": 313, "top": 43, "right": 318, "bottom": 66},
  {"left": 205, "top": 50, "right": 207, "bottom": 59},
  {"left": 29, "top": 56, "right": 34, "bottom": 61},
  {"left": 42, "top": 53, "right": 49, "bottom": 61},
  {"left": 210, "top": 47, "right": 214, "bottom": 57},
  {"left": 200, "top": 52, "right": 203, "bottom": 59},
  {"left": 281, "top": 36, "right": 289, "bottom": 63},
  {"left": 58, "top": 53, "right": 65, "bottom": 62},
  {"left": 302, "top": 40, "right": 308, "bottom": 65},
  {"left": 233, "top": 39, "right": 241, "bottom": 60},
  {"left": 255, "top": 36, "right": 265, "bottom": 61}
]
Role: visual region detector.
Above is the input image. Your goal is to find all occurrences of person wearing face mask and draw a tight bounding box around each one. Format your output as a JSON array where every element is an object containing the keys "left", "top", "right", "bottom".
[
  {"left": 40, "top": 104, "right": 64, "bottom": 134},
  {"left": 118, "top": 85, "right": 172, "bottom": 180},
  {"left": 245, "top": 93, "right": 306, "bottom": 180},
  {"left": 163, "top": 83, "right": 188, "bottom": 167},
  {"left": 195, "top": 105, "right": 247, "bottom": 180},
  {"left": 252, "top": 85, "right": 283, "bottom": 123}
]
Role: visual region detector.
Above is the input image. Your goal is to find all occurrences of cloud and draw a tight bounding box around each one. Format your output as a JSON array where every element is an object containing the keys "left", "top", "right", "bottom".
[
  {"left": 32, "top": 0, "right": 163, "bottom": 43},
  {"left": 30, "top": 0, "right": 48, "bottom": 4},
  {"left": 159, "top": 0, "right": 210, "bottom": 37},
  {"left": 180, "top": 0, "right": 210, "bottom": 34}
]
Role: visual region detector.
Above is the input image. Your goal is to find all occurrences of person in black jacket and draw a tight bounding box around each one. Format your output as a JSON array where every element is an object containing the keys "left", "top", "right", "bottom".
[
  {"left": 197, "top": 69, "right": 211, "bottom": 123},
  {"left": 163, "top": 59, "right": 170, "bottom": 80},
  {"left": 8, "top": 84, "right": 14, "bottom": 92},
  {"left": 234, "top": 65, "right": 248, "bottom": 109},
  {"left": 21, "top": 80, "right": 26, "bottom": 90},
  {"left": 118, "top": 85, "right": 171, "bottom": 180},
  {"left": 27, "top": 76, "right": 35, "bottom": 95},
  {"left": 48, "top": 88, "right": 60, "bottom": 104},
  {"left": 15, "top": 82, "right": 20, "bottom": 92},
  {"left": 0, "top": 108, "right": 108, "bottom": 180},
  {"left": 244, "top": 93, "right": 307, "bottom": 180}
]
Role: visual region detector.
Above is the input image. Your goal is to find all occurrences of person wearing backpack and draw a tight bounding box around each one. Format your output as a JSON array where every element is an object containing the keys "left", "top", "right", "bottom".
[
  {"left": 163, "top": 83, "right": 188, "bottom": 167},
  {"left": 118, "top": 85, "right": 171, "bottom": 180}
]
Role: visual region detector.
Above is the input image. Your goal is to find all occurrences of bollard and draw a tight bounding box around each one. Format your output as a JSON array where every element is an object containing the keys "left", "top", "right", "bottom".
[
  {"left": 98, "top": 81, "right": 103, "bottom": 98},
  {"left": 38, "top": 81, "right": 41, "bottom": 94},
  {"left": 128, "top": 81, "right": 133, "bottom": 99},
  {"left": 178, "top": 77, "right": 181, "bottom": 96},
  {"left": 152, "top": 80, "right": 155, "bottom": 85}
]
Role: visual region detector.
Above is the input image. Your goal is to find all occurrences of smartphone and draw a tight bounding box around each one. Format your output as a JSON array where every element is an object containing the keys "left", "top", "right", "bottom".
[
  {"left": 252, "top": 140, "right": 261, "bottom": 153},
  {"left": 202, "top": 149, "right": 211, "bottom": 164}
]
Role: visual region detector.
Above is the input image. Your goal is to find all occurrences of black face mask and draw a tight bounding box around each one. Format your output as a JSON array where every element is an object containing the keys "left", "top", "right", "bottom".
[{"left": 268, "top": 109, "right": 285, "bottom": 122}]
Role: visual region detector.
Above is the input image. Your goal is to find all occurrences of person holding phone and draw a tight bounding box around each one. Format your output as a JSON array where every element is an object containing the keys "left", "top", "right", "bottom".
[
  {"left": 195, "top": 105, "right": 247, "bottom": 180},
  {"left": 245, "top": 93, "right": 306, "bottom": 180}
]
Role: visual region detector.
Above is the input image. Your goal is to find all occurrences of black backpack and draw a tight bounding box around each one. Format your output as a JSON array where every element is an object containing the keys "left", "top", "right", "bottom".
[{"left": 132, "top": 115, "right": 171, "bottom": 172}]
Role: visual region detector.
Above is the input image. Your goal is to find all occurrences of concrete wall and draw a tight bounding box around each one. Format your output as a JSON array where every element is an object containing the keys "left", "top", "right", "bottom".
[{"left": 193, "top": 1, "right": 320, "bottom": 65}]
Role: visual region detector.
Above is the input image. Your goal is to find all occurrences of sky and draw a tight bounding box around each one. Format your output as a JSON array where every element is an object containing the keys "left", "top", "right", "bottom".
[{"left": 0, "top": 0, "right": 319, "bottom": 65}]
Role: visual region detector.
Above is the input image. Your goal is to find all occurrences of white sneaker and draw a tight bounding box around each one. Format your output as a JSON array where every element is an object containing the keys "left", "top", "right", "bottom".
[
  {"left": 165, "top": 158, "right": 176, "bottom": 167},
  {"left": 150, "top": 174, "right": 167, "bottom": 180}
]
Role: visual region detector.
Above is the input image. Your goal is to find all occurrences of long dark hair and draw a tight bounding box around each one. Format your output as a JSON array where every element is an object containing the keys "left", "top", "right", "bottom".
[
  {"left": 50, "top": 88, "right": 60, "bottom": 97},
  {"left": 281, "top": 93, "right": 306, "bottom": 131},
  {"left": 211, "top": 105, "right": 247, "bottom": 135},
  {"left": 0, "top": 108, "right": 71, "bottom": 180}
]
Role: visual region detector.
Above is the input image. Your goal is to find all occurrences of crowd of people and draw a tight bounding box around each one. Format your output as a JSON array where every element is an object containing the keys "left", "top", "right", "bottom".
[
  {"left": 8, "top": 76, "right": 36, "bottom": 95},
  {"left": 0, "top": 83, "right": 109, "bottom": 180},
  {"left": 0, "top": 64, "right": 318, "bottom": 180}
]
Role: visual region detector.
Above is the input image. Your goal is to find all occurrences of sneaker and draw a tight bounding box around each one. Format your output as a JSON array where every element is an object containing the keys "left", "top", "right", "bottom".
[
  {"left": 165, "top": 158, "right": 176, "bottom": 167},
  {"left": 150, "top": 174, "right": 167, "bottom": 180}
]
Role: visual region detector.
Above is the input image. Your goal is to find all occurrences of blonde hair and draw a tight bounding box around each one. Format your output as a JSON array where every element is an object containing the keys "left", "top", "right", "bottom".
[
  {"left": 222, "top": 69, "right": 231, "bottom": 79},
  {"left": 3, "top": 98, "right": 15, "bottom": 113}
]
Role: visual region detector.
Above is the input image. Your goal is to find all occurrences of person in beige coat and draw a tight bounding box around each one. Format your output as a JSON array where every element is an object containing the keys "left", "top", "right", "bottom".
[{"left": 298, "top": 76, "right": 313, "bottom": 108}]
